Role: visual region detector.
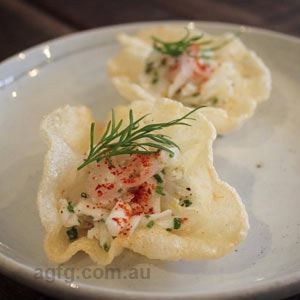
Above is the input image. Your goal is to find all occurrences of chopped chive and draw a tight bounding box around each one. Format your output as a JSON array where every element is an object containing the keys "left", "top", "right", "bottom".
[
  {"left": 179, "top": 199, "right": 192, "bottom": 207},
  {"left": 173, "top": 217, "right": 182, "bottom": 230},
  {"left": 145, "top": 214, "right": 150, "bottom": 219},
  {"left": 66, "top": 227, "right": 78, "bottom": 241},
  {"left": 147, "top": 220, "right": 155, "bottom": 228},
  {"left": 192, "top": 92, "right": 200, "bottom": 97},
  {"left": 151, "top": 70, "right": 159, "bottom": 84},
  {"left": 81, "top": 192, "right": 88, "bottom": 198},
  {"left": 153, "top": 173, "right": 163, "bottom": 183},
  {"left": 155, "top": 186, "right": 165, "bottom": 196},
  {"left": 160, "top": 57, "right": 167, "bottom": 66},
  {"left": 103, "top": 243, "right": 110, "bottom": 252},
  {"left": 211, "top": 96, "right": 218, "bottom": 105},
  {"left": 145, "top": 61, "right": 154, "bottom": 74},
  {"left": 67, "top": 202, "right": 75, "bottom": 213},
  {"left": 152, "top": 29, "right": 203, "bottom": 57}
]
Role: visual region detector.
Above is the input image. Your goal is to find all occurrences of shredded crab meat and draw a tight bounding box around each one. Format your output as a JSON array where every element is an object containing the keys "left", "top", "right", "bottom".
[
  {"left": 75, "top": 200, "right": 109, "bottom": 221},
  {"left": 58, "top": 199, "right": 79, "bottom": 227},
  {"left": 83, "top": 153, "right": 165, "bottom": 236},
  {"left": 59, "top": 150, "right": 189, "bottom": 244},
  {"left": 105, "top": 200, "right": 133, "bottom": 237},
  {"left": 87, "top": 153, "right": 161, "bottom": 209},
  {"left": 147, "top": 44, "right": 214, "bottom": 98}
]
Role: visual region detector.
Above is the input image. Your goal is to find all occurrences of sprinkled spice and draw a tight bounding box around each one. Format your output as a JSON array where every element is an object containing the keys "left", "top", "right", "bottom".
[
  {"left": 192, "top": 92, "right": 200, "bottom": 97},
  {"left": 166, "top": 228, "right": 172, "bottom": 232},
  {"left": 103, "top": 243, "right": 110, "bottom": 252},
  {"left": 179, "top": 199, "right": 192, "bottom": 207},
  {"left": 130, "top": 182, "right": 155, "bottom": 215},
  {"left": 67, "top": 202, "right": 75, "bottom": 213},
  {"left": 155, "top": 185, "right": 165, "bottom": 196},
  {"left": 153, "top": 173, "right": 163, "bottom": 183},
  {"left": 173, "top": 218, "right": 182, "bottom": 230},
  {"left": 145, "top": 214, "right": 150, "bottom": 219},
  {"left": 146, "top": 220, "right": 155, "bottom": 228},
  {"left": 112, "top": 217, "right": 124, "bottom": 226},
  {"left": 95, "top": 183, "right": 115, "bottom": 192},
  {"left": 81, "top": 192, "right": 88, "bottom": 198},
  {"left": 66, "top": 227, "right": 78, "bottom": 241}
]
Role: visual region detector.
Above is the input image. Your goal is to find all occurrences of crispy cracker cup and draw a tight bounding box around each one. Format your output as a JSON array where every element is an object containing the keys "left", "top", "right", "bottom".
[
  {"left": 38, "top": 99, "right": 249, "bottom": 265},
  {"left": 108, "top": 25, "right": 271, "bottom": 134}
]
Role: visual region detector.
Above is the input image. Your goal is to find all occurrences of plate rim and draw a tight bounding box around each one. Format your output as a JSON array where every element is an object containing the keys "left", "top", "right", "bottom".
[{"left": 0, "top": 20, "right": 300, "bottom": 299}]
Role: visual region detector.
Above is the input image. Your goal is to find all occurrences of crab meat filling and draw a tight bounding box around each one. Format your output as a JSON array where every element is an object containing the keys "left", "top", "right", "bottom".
[{"left": 59, "top": 151, "right": 189, "bottom": 250}]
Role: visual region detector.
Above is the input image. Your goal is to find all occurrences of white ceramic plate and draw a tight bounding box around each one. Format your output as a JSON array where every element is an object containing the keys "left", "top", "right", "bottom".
[{"left": 0, "top": 21, "right": 299, "bottom": 300}]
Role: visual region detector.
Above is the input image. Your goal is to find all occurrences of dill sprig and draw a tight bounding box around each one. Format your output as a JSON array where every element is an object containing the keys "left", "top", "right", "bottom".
[
  {"left": 77, "top": 107, "right": 201, "bottom": 170},
  {"left": 201, "top": 31, "right": 240, "bottom": 52},
  {"left": 152, "top": 28, "right": 241, "bottom": 58},
  {"left": 152, "top": 29, "right": 203, "bottom": 57}
]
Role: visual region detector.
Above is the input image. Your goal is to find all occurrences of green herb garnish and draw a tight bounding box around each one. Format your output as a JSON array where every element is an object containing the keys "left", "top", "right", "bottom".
[
  {"left": 145, "top": 61, "right": 154, "bottom": 74},
  {"left": 154, "top": 173, "right": 163, "bottom": 183},
  {"left": 173, "top": 217, "right": 182, "bottom": 230},
  {"left": 160, "top": 57, "right": 167, "bottom": 66},
  {"left": 199, "top": 31, "right": 241, "bottom": 55},
  {"left": 145, "top": 61, "right": 160, "bottom": 84},
  {"left": 103, "top": 243, "right": 110, "bottom": 252},
  {"left": 67, "top": 202, "right": 75, "bottom": 213},
  {"left": 66, "top": 227, "right": 78, "bottom": 241},
  {"left": 146, "top": 220, "right": 155, "bottom": 228},
  {"left": 151, "top": 69, "right": 159, "bottom": 84},
  {"left": 152, "top": 29, "right": 240, "bottom": 59},
  {"left": 78, "top": 107, "right": 201, "bottom": 170},
  {"left": 152, "top": 29, "right": 203, "bottom": 57},
  {"left": 155, "top": 185, "right": 165, "bottom": 196},
  {"left": 179, "top": 199, "right": 192, "bottom": 207},
  {"left": 210, "top": 96, "right": 219, "bottom": 105},
  {"left": 166, "top": 228, "right": 172, "bottom": 232}
]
